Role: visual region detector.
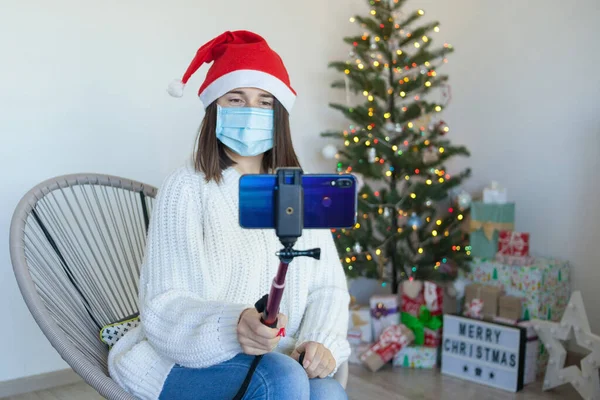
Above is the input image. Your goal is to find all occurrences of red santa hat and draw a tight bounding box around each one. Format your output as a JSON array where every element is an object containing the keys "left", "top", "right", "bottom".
[{"left": 167, "top": 30, "right": 296, "bottom": 111}]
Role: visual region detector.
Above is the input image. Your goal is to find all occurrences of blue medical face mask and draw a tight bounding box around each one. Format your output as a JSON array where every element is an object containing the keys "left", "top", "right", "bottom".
[{"left": 215, "top": 105, "right": 274, "bottom": 157}]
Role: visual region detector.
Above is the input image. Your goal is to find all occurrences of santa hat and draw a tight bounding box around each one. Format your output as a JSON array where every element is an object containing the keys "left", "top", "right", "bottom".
[{"left": 167, "top": 30, "right": 296, "bottom": 111}]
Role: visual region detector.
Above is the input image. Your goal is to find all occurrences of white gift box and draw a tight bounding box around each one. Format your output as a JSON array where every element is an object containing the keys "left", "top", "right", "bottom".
[
  {"left": 483, "top": 181, "right": 508, "bottom": 204},
  {"left": 348, "top": 306, "right": 372, "bottom": 344},
  {"left": 369, "top": 295, "right": 399, "bottom": 339}
]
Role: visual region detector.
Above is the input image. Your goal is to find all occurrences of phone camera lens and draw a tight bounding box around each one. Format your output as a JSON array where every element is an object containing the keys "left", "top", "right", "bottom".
[
  {"left": 331, "top": 180, "right": 337, "bottom": 186},
  {"left": 336, "top": 178, "right": 353, "bottom": 188}
]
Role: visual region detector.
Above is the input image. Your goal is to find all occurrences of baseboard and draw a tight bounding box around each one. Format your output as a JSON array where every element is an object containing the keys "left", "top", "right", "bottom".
[{"left": 0, "top": 368, "right": 82, "bottom": 398}]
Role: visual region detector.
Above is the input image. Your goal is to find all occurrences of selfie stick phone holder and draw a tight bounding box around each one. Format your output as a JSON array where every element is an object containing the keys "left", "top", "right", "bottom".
[
  {"left": 234, "top": 168, "right": 320, "bottom": 400},
  {"left": 253, "top": 168, "right": 320, "bottom": 361}
]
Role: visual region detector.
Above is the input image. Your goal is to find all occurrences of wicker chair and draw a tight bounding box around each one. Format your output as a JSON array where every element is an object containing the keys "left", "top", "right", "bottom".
[{"left": 9, "top": 173, "right": 348, "bottom": 400}]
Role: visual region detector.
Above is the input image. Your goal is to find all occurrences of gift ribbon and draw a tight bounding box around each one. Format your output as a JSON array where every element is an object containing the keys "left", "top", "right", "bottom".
[
  {"left": 470, "top": 220, "right": 514, "bottom": 241},
  {"left": 371, "top": 303, "right": 399, "bottom": 320},
  {"left": 400, "top": 305, "right": 442, "bottom": 345}
]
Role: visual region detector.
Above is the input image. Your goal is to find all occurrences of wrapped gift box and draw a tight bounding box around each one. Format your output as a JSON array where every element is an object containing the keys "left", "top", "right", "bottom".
[
  {"left": 393, "top": 346, "right": 438, "bottom": 369},
  {"left": 400, "top": 280, "right": 443, "bottom": 347},
  {"left": 370, "top": 295, "right": 399, "bottom": 339},
  {"left": 348, "top": 305, "right": 372, "bottom": 344},
  {"left": 467, "top": 257, "right": 570, "bottom": 321},
  {"left": 499, "top": 296, "right": 523, "bottom": 321},
  {"left": 483, "top": 181, "right": 508, "bottom": 204},
  {"left": 360, "top": 324, "right": 414, "bottom": 372},
  {"left": 469, "top": 202, "right": 515, "bottom": 259},
  {"left": 498, "top": 231, "right": 530, "bottom": 256},
  {"left": 464, "top": 283, "right": 503, "bottom": 320},
  {"left": 348, "top": 342, "right": 372, "bottom": 365},
  {"left": 467, "top": 257, "right": 570, "bottom": 372},
  {"left": 495, "top": 253, "right": 535, "bottom": 266}
]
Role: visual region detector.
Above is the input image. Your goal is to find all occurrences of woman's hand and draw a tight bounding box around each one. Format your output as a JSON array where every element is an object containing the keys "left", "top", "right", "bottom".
[
  {"left": 237, "top": 308, "right": 287, "bottom": 355},
  {"left": 291, "top": 341, "right": 336, "bottom": 378}
]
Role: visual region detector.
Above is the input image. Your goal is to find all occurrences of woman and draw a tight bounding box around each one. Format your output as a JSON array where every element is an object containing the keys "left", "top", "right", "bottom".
[{"left": 108, "top": 30, "right": 350, "bottom": 400}]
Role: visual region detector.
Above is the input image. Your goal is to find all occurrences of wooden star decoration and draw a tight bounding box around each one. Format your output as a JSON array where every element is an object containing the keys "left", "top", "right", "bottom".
[{"left": 533, "top": 291, "right": 600, "bottom": 400}]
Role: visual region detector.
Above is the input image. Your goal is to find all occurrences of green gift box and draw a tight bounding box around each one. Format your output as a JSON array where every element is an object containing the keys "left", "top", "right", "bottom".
[{"left": 469, "top": 201, "right": 515, "bottom": 258}]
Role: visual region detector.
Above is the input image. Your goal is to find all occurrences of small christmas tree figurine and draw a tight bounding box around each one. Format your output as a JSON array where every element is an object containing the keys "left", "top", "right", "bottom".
[
  {"left": 492, "top": 268, "right": 498, "bottom": 280},
  {"left": 322, "top": 0, "right": 472, "bottom": 292},
  {"left": 403, "top": 354, "right": 410, "bottom": 367}
]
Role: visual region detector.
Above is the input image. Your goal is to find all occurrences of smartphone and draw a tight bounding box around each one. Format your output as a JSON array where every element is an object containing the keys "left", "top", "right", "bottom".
[{"left": 239, "top": 173, "right": 357, "bottom": 229}]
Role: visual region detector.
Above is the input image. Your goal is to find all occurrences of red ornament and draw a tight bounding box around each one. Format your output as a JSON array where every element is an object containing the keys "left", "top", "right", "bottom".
[{"left": 436, "top": 120, "right": 449, "bottom": 136}]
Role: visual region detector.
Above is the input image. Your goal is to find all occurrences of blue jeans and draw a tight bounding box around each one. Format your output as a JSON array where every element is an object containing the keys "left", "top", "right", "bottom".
[{"left": 158, "top": 352, "right": 347, "bottom": 400}]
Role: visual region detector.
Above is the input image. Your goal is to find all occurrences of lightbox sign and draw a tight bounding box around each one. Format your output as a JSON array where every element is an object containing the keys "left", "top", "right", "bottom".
[{"left": 441, "top": 315, "right": 526, "bottom": 392}]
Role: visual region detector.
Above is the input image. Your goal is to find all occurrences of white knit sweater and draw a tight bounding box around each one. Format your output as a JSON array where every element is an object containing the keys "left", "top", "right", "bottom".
[{"left": 107, "top": 162, "right": 351, "bottom": 400}]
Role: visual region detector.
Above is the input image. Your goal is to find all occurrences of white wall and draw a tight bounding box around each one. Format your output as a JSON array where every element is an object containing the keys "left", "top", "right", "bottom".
[{"left": 1, "top": 0, "right": 599, "bottom": 382}]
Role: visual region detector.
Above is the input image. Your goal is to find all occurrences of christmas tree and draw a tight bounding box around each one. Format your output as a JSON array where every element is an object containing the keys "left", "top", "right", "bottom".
[{"left": 322, "top": 0, "right": 472, "bottom": 293}]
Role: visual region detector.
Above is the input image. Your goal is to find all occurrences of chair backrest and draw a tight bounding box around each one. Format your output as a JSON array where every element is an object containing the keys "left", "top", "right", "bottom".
[{"left": 10, "top": 173, "right": 157, "bottom": 400}]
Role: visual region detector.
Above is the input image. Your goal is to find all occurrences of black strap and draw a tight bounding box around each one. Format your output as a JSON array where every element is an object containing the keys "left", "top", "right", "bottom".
[
  {"left": 232, "top": 354, "right": 262, "bottom": 400},
  {"left": 231, "top": 294, "right": 272, "bottom": 400}
]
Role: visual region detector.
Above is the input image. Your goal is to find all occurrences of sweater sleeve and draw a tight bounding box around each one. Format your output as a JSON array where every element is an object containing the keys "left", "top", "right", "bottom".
[
  {"left": 295, "top": 229, "right": 351, "bottom": 373},
  {"left": 138, "top": 170, "right": 251, "bottom": 368}
]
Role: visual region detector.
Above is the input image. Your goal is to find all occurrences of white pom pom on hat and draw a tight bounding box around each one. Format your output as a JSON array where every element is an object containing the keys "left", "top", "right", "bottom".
[
  {"left": 166, "top": 30, "right": 296, "bottom": 111},
  {"left": 167, "top": 79, "right": 185, "bottom": 98}
]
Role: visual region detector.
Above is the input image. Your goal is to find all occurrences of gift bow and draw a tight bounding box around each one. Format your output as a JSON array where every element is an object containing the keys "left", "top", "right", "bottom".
[
  {"left": 400, "top": 305, "right": 442, "bottom": 345},
  {"left": 371, "top": 302, "right": 399, "bottom": 320},
  {"left": 470, "top": 220, "right": 514, "bottom": 241}
]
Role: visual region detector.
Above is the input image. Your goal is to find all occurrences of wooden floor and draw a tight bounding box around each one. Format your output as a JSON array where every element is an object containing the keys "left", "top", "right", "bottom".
[{"left": 3, "top": 365, "right": 578, "bottom": 400}]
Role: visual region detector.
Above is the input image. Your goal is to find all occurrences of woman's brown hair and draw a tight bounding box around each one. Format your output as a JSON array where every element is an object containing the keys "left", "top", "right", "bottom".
[{"left": 193, "top": 98, "right": 301, "bottom": 182}]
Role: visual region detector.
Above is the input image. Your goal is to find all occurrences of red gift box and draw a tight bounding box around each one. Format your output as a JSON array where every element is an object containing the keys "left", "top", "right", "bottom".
[
  {"left": 497, "top": 230, "right": 530, "bottom": 257},
  {"left": 401, "top": 280, "right": 443, "bottom": 317},
  {"left": 360, "top": 324, "right": 414, "bottom": 372},
  {"left": 400, "top": 281, "right": 443, "bottom": 348},
  {"left": 423, "top": 328, "right": 441, "bottom": 347}
]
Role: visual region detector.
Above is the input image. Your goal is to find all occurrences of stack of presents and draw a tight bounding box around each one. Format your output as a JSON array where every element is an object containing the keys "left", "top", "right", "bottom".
[{"left": 347, "top": 182, "right": 571, "bottom": 389}]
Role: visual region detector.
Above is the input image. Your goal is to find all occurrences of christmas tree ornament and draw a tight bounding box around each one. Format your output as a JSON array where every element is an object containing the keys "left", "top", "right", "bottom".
[
  {"left": 349, "top": 50, "right": 356, "bottom": 58},
  {"left": 533, "top": 291, "right": 600, "bottom": 399},
  {"left": 368, "top": 148, "right": 377, "bottom": 163},
  {"left": 383, "top": 208, "right": 391, "bottom": 217},
  {"left": 436, "top": 120, "right": 450, "bottom": 135},
  {"left": 395, "top": 123, "right": 403, "bottom": 132},
  {"left": 407, "top": 213, "right": 422, "bottom": 228},
  {"left": 425, "top": 198, "right": 433, "bottom": 207},
  {"left": 385, "top": 121, "right": 395, "bottom": 131},
  {"left": 457, "top": 190, "right": 472, "bottom": 210},
  {"left": 370, "top": 36, "right": 378, "bottom": 50},
  {"left": 321, "top": 144, "right": 338, "bottom": 159},
  {"left": 423, "top": 148, "right": 438, "bottom": 164},
  {"left": 354, "top": 242, "right": 362, "bottom": 253}
]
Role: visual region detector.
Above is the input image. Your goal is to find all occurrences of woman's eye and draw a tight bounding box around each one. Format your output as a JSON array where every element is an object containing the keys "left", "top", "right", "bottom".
[
  {"left": 261, "top": 101, "right": 274, "bottom": 108},
  {"left": 229, "top": 98, "right": 243, "bottom": 104}
]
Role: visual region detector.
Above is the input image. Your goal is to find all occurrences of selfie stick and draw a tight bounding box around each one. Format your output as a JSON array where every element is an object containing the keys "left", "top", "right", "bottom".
[
  {"left": 233, "top": 169, "right": 320, "bottom": 400},
  {"left": 256, "top": 168, "right": 321, "bottom": 327}
]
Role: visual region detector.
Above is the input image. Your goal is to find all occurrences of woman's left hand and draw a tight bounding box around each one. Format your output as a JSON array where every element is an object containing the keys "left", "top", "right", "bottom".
[{"left": 291, "top": 341, "right": 336, "bottom": 378}]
